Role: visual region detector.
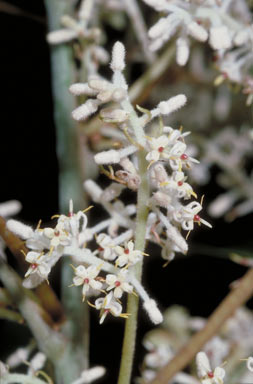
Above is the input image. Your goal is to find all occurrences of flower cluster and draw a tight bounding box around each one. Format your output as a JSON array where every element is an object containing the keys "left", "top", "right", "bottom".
[
  {"left": 7, "top": 42, "right": 211, "bottom": 325},
  {"left": 47, "top": 0, "right": 109, "bottom": 75},
  {"left": 138, "top": 304, "right": 253, "bottom": 383},
  {"left": 142, "top": 0, "right": 253, "bottom": 103}
]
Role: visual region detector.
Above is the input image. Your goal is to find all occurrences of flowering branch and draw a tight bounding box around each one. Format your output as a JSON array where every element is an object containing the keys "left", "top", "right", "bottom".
[{"left": 149, "top": 267, "right": 253, "bottom": 384}]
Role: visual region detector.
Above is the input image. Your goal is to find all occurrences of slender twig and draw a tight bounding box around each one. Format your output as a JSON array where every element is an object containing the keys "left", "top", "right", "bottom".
[
  {"left": 150, "top": 268, "right": 253, "bottom": 384},
  {"left": 0, "top": 216, "right": 65, "bottom": 324},
  {"left": 117, "top": 92, "right": 149, "bottom": 384}
]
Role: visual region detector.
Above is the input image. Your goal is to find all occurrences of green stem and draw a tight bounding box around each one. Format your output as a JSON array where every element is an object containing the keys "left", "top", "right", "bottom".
[
  {"left": 44, "top": 0, "right": 89, "bottom": 381},
  {"left": 117, "top": 150, "right": 149, "bottom": 384}
]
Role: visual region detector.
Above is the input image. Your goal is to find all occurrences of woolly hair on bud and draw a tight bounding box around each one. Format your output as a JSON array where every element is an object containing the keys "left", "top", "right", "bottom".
[
  {"left": 110, "top": 41, "right": 126, "bottom": 72},
  {"left": 7, "top": 219, "right": 34, "bottom": 239},
  {"left": 143, "top": 299, "right": 163, "bottom": 324},
  {"left": 158, "top": 94, "right": 187, "bottom": 115}
]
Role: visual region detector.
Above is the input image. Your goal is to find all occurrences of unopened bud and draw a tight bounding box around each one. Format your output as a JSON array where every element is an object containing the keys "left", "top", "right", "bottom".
[
  {"left": 158, "top": 94, "right": 187, "bottom": 115},
  {"left": 188, "top": 22, "right": 208, "bottom": 42},
  {"left": 7, "top": 219, "right": 33, "bottom": 239},
  {"left": 69, "top": 83, "right": 97, "bottom": 96},
  {"left": 47, "top": 29, "right": 77, "bottom": 44},
  {"left": 209, "top": 26, "right": 232, "bottom": 50},
  {"left": 94, "top": 150, "right": 121, "bottom": 164},
  {"left": 72, "top": 99, "right": 100, "bottom": 121},
  {"left": 143, "top": 299, "right": 163, "bottom": 324},
  {"left": 111, "top": 41, "right": 125, "bottom": 72}
]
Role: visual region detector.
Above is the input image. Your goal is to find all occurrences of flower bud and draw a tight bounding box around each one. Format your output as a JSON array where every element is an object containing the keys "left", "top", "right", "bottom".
[
  {"left": 110, "top": 41, "right": 125, "bottom": 72},
  {"left": 143, "top": 299, "right": 163, "bottom": 324},
  {"left": 94, "top": 150, "right": 121, "bottom": 164},
  {"left": 187, "top": 22, "right": 208, "bottom": 42},
  {"left": 158, "top": 95, "right": 187, "bottom": 115},
  {"left": 72, "top": 99, "right": 100, "bottom": 121},
  {"left": 7, "top": 219, "right": 33, "bottom": 239},
  {"left": 47, "top": 29, "right": 77, "bottom": 44},
  {"left": 209, "top": 26, "right": 232, "bottom": 50},
  {"left": 69, "top": 83, "right": 97, "bottom": 96}
]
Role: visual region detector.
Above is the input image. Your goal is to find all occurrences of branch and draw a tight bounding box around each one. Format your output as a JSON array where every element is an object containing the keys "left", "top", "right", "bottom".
[
  {"left": 0, "top": 215, "right": 65, "bottom": 324},
  {"left": 150, "top": 268, "right": 253, "bottom": 384}
]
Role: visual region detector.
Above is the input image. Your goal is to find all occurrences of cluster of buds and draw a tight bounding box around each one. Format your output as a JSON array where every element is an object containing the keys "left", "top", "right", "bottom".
[
  {"left": 47, "top": 0, "right": 109, "bottom": 75},
  {"left": 7, "top": 199, "right": 162, "bottom": 324},
  {"left": 141, "top": 0, "right": 253, "bottom": 102},
  {"left": 73, "top": 41, "right": 211, "bottom": 266},
  {"left": 189, "top": 126, "right": 253, "bottom": 221},
  {"left": 7, "top": 42, "right": 211, "bottom": 324}
]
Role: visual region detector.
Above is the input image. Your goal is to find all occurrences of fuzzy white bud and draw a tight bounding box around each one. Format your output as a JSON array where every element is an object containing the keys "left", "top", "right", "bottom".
[
  {"left": 234, "top": 29, "right": 249, "bottom": 46},
  {"left": 28, "top": 352, "right": 46, "bottom": 374},
  {"left": 153, "top": 192, "right": 171, "bottom": 208},
  {"left": 187, "top": 22, "right": 208, "bottom": 42},
  {"left": 7, "top": 219, "right": 33, "bottom": 239},
  {"left": 209, "top": 26, "right": 232, "bottom": 50},
  {"left": 102, "top": 183, "right": 125, "bottom": 202},
  {"left": 176, "top": 37, "right": 190, "bottom": 66},
  {"left": 0, "top": 200, "right": 21, "bottom": 217},
  {"left": 6, "top": 348, "right": 29, "bottom": 368},
  {"left": 83, "top": 180, "right": 103, "bottom": 202},
  {"left": 91, "top": 46, "right": 109, "bottom": 64},
  {"left": 72, "top": 366, "right": 106, "bottom": 384},
  {"left": 72, "top": 99, "right": 100, "bottom": 121},
  {"left": 143, "top": 299, "right": 163, "bottom": 324},
  {"left": 69, "top": 83, "right": 98, "bottom": 96},
  {"left": 110, "top": 41, "right": 125, "bottom": 72},
  {"left": 158, "top": 95, "right": 187, "bottom": 115},
  {"left": 149, "top": 17, "right": 168, "bottom": 39},
  {"left": 94, "top": 149, "right": 121, "bottom": 165},
  {"left": 47, "top": 29, "right": 77, "bottom": 44},
  {"left": 78, "top": 0, "right": 94, "bottom": 21},
  {"left": 88, "top": 78, "right": 111, "bottom": 92}
]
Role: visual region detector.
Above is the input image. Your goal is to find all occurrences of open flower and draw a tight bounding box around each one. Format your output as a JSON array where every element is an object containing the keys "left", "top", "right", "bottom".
[
  {"left": 115, "top": 240, "right": 143, "bottom": 267},
  {"left": 94, "top": 291, "right": 127, "bottom": 324},
  {"left": 146, "top": 135, "right": 171, "bottom": 163},
  {"left": 106, "top": 270, "right": 133, "bottom": 298},
  {"left": 43, "top": 223, "right": 71, "bottom": 253},
  {"left": 173, "top": 201, "right": 212, "bottom": 231},
  {"left": 72, "top": 265, "right": 103, "bottom": 300},
  {"left": 25, "top": 251, "right": 50, "bottom": 279},
  {"left": 196, "top": 351, "right": 225, "bottom": 384}
]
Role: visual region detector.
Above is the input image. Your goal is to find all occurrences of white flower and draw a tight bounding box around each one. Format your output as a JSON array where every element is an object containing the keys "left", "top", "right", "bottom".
[
  {"left": 57, "top": 200, "right": 88, "bottom": 240},
  {"left": 209, "top": 26, "right": 232, "bottom": 50},
  {"left": 106, "top": 270, "right": 133, "bottom": 298},
  {"left": 146, "top": 135, "right": 171, "bottom": 163},
  {"left": 94, "top": 291, "right": 126, "bottom": 324},
  {"left": 115, "top": 240, "right": 143, "bottom": 267},
  {"left": 73, "top": 265, "right": 103, "bottom": 300},
  {"left": 173, "top": 201, "right": 212, "bottom": 231},
  {"left": 43, "top": 223, "right": 71, "bottom": 253},
  {"left": 196, "top": 352, "right": 225, "bottom": 384},
  {"left": 162, "top": 171, "right": 195, "bottom": 199},
  {"left": 25, "top": 251, "right": 50, "bottom": 279},
  {"left": 96, "top": 233, "right": 116, "bottom": 260}
]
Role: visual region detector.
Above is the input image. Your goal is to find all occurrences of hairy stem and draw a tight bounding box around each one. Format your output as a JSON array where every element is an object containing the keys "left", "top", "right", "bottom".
[
  {"left": 44, "top": 0, "right": 89, "bottom": 381},
  {"left": 117, "top": 150, "right": 149, "bottom": 384},
  {"left": 150, "top": 268, "right": 253, "bottom": 384}
]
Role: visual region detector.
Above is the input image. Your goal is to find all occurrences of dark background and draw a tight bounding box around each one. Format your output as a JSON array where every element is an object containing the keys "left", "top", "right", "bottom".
[{"left": 0, "top": 1, "right": 252, "bottom": 383}]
